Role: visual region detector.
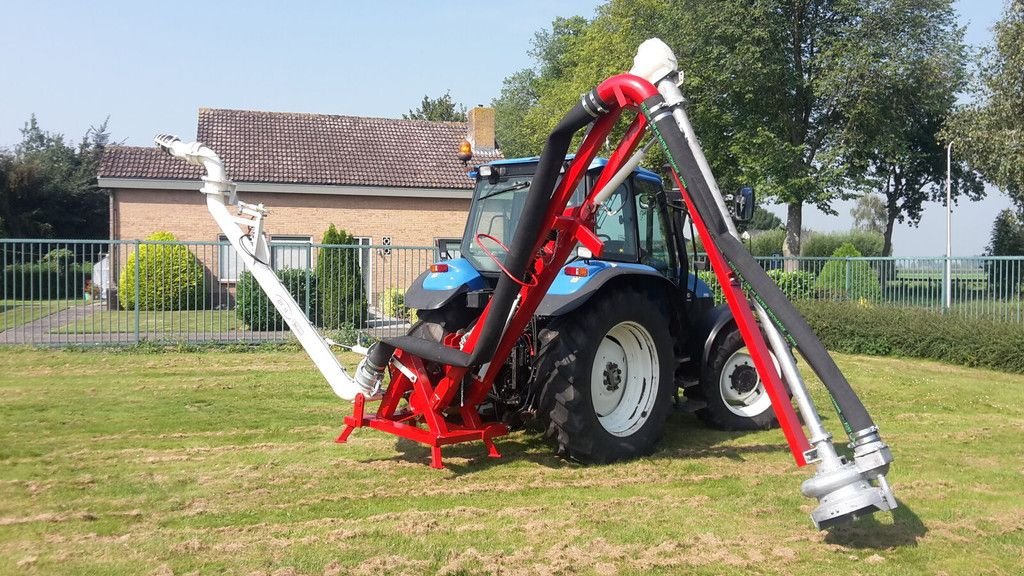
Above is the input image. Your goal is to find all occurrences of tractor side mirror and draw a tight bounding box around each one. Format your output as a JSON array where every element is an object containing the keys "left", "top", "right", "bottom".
[{"left": 733, "top": 186, "right": 755, "bottom": 222}]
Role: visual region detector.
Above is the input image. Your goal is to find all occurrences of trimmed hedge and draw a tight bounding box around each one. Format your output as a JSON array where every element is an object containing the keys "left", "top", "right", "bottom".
[
  {"left": 796, "top": 300, "right": 1024, "bottom": 374},
  {"left": 236, "top": 268, "right": 318, "bottom": 331},
  {"left": 119, "top": 232, "right": 205, "bottom": 310},
  {"left": 801, "top": 230, "right": 885, "bottom": 258},
  {"left": 3, "top": 248, "right": 92, "bottom": 299}
]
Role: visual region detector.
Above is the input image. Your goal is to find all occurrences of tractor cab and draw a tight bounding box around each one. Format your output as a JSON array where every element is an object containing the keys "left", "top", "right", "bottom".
[{"left": 405, "top": 157, "right": 714, "bottom": 316}]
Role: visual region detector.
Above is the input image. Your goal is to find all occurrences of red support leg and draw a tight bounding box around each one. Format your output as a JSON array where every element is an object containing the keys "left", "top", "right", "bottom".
[
  {"left": 431, "top": 446, "right": 444, "bottom": 469},
  {"left": 336, "top": 393, "right": 365, "bottom": 443}
]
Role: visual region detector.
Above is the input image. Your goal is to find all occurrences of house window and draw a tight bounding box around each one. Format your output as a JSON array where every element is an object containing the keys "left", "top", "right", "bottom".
[
  {"left": 218, "top": 235, "right": 247, "bottom": 282},
  {"left": 435, "top": 238, "right": 461, "bottom": 260},
  {"left": 271, "top": 236, "right": 312, "bottom": 271}
]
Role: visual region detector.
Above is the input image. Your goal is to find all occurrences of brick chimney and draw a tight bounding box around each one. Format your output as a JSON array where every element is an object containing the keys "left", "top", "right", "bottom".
[{"left": 467, "top": 106, "right": 496, "bottom": 153}]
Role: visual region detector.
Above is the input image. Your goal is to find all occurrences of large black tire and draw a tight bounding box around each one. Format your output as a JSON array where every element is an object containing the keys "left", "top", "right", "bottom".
[
  {"left": 534, "top": 287, "right": 675, "bottom": 464},
  {"left": 693, "top": 327, "right": 780, "bottom": 431}
]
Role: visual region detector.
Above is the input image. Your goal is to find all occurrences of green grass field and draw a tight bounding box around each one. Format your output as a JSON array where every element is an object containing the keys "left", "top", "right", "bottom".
[
  {"left": 0, "top": 349, "right": 1021, "bottom": 575},
  {"left": 0, "top": 300, "right": 73, "bottom": 331},
  {"left": 56, "top": 310, "right": 244, "bottom": 334}
]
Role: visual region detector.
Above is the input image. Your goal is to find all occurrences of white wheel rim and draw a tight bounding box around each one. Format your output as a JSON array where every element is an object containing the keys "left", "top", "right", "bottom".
[
  {"left": 590, "top": 321, "right": 660, "bottom": 437},
  {"left": 719, "top": 347, "right": 776, "bottom": 418}
]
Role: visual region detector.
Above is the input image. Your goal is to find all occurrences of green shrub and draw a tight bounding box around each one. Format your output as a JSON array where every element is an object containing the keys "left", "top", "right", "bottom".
[
  {"left": 316, "top": 225, "right": 367, "bottom": 329},
  {"left": 801, "top": 230, "right": 885, "bottom": 258},
  {"left": 3, "top": 261, "right": 90, "bottom": 299},
  {"left": 696, "top": 269, "right": 815, "bottom": 304},
  {"left": 748, "top": 229, "right": 785, "bottom": 257},
  {"left": 796, "top": 300, "right": 1024, "bottom": 374},
  {"left": 119, "top": 232, "right": 205, "bottom": 310},
  {"left": 235, "top": 268, "right": 318, "bottom": 331},
  {"left": 380, "top": 287, "right": 417, "bottom": 322},
  {"left": 813, "top": 243, "right": 882, "bottom": 301}
]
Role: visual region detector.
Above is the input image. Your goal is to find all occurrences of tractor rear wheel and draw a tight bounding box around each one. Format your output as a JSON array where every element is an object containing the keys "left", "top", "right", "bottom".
[
  {"left": 535, "top": 287, "right": 674, "bottom": 464},
  {"left": 694, "top": 327, "right": 780, "bottom": 431}
]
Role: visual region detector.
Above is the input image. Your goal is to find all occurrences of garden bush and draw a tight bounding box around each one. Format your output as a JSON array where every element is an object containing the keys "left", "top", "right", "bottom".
[
  {"left": 3, "top": 248, "right": 91, "bottom": 299},
  {"left": 796, "top": 300, "right": 1024, "bottom": 374},
  {"left": 748, "top": 229, "right": 785, "bottom": 257},
  {"left": 380, "top": 287, "right": 416, "bottom": 322},
  {"left": 118, "top": 232, "right": 205, "bottom": 310},
  {"left": 801, "top": 230, "right": 885, "bottom": 258},
  {"left": 696, "top": 269, "right": 816, "bottom": 304},
  {"left": 813, "top": 243, "right": 881, "bottom": 301},
  {"left": 316, "top": 224, "right": 367, "bottom": 329},
  {"left": 235, "top": 268, "right": 319, "bottom": 331}
]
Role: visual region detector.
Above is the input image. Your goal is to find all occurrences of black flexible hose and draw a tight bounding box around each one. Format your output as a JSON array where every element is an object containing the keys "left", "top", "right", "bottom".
[{"left": 644, "top": 95, "right": 875, "bottom": 434}]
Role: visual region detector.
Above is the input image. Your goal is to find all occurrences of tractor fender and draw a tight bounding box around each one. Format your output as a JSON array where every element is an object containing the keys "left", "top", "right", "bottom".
[
  {"left": 696, "top": 303, "right": 736, "bottom": 366},
  {"left": 405, "top": 257, "right": 487, "bottom": 311},
  {"left": 535, "top": 262, "right": 672, "bottom": 317}
]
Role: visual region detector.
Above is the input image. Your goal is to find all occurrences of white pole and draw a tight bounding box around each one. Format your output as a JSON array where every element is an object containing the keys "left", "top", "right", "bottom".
[{"left": 945, "top": 141, "right": 953, "bottom": 311}]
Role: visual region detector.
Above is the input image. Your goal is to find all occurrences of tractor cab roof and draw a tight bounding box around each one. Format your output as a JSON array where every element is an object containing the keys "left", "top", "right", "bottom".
[{"left": 476, "top": 155, "right": 662, "bottom": 184}]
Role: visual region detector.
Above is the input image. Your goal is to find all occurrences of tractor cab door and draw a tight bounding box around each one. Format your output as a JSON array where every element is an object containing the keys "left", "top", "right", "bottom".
[{"left": 632, "top": 175, "right": 679, "bottom": 282}]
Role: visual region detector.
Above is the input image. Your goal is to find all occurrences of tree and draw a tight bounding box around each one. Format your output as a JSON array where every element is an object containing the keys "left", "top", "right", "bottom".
[
  {"left": 987, "top": 209, "right": 1024, "bottom": 256},
  {"left": 403, "top": 91, "right": 467, "bottom": 122},
  {"left": 0, "top": 115, "right": 110, "bottom": 239},
  {"left": 316, "top": 224, "right": 367, "bottom": 329},
  {"left": 949, "top": 2, "right": 1024, "bottom": 207},
  {"left": 850, "top": 193, "right": 887, "bottom": 235},
  {"left": 737, "top": 206, "right": 783, "bottom": 233},
  {"left": 841, "top": 0, "right": 981, "bottom": 257},
  {"left": 492, "top": 0, "right": 969, "bottom": 262}
]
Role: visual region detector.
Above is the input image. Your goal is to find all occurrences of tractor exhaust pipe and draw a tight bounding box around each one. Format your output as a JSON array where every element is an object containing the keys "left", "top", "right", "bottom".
[
  {"left": 632, "top": 39, "right": 898, "bottom": 528},
  {"left": 153, "top": 135, "right": 380, "bottom": 401}
]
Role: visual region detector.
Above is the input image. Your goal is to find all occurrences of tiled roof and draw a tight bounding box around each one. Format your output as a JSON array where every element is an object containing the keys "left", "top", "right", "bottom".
[{"left": 99, "top": 108, "right": 502, "bottom": 190}]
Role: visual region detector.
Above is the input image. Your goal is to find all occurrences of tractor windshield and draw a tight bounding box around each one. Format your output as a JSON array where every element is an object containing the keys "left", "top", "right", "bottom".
[{"left": 461, "top": 176, "right": 534, "bottom": 273}]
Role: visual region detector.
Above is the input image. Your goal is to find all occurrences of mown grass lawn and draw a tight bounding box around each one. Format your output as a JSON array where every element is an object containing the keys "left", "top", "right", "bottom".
[
  {"left": 55, "top": 310, "right": 244, "bottom": 334},
  {"left": 0, "top": 348, "right": 1021, "bottom": 575},
  {"left": 0, "top": 300, "right": 73, "bottom": 331}
]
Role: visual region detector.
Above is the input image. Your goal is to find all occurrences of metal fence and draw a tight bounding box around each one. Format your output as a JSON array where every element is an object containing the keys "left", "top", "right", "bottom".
[
  {"left": 1, "top": 239, "right": 434, "bottom": 346},
  {"left": 2, "top": 239, "right": 1023, "bottom": 346}
]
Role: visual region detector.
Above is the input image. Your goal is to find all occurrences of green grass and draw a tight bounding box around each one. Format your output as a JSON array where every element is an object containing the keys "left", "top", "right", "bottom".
[
  {"left": 56, "top": 309, "right": 245, "bottom": 334},
  {"left": 1, "top": 349, "right": 1022, "bottom": 574},
  {"left": 0, "top": 300, "right": 74, "bottom": 331}
]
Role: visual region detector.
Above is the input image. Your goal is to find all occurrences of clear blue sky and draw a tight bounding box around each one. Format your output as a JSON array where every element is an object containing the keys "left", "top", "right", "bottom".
[{"left": 0, "top": 0, "right": 1009, "bottom": 255}]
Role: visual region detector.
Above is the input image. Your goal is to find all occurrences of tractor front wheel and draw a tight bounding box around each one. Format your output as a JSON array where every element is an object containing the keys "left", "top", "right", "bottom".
[{"left": 535, "top": 287, "right": 674, "bottom": 464}]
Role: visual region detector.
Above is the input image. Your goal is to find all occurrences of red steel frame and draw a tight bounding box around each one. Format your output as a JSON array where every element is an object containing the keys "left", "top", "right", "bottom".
[{"left": 339, "top": 72, "right": 811, "bottom": 468}]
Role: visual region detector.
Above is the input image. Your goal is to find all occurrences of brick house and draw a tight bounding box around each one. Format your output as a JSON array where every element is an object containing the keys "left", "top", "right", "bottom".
[{"left": 97, "top": 107, "right": 501, "bottom": 302}]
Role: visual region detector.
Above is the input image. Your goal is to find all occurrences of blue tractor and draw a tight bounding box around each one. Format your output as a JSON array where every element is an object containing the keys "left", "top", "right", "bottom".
[{"left": 404, "top": 156, "right": 775, "bottom": 463}]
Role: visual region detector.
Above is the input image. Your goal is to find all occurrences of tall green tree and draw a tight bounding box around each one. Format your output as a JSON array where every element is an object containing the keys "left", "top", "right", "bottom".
[
  {"left": 403, "top": 91, "right": 467, "bottom": 122},
  {"left": 841, "top": 0, "right": 981, "bottom": 257},
  {"left": 850, "top": 193, "right": 887, "bottom": 235},
  {"left": 492, "top": 0, "right": 973, "bottom": 260},
  {"left": 0, "top": 115, "right": 110, "bottom": 239},
  {"left": 316, "top": 224, "right": 367, "bottom": 329},
  {"left": 987, "top": 209, "right": 1024, "bottom": 256},
  {"left": 949, "top": 1, "right": 1024, "bottom": 207}
]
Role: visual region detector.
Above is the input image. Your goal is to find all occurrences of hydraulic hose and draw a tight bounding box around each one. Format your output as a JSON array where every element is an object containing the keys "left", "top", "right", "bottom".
[
  {"left": 467, "top": 93, "right": 608, "bottom": 365},
  {"left": 644, "top": 96, "right": 876, "bottom": 434}
]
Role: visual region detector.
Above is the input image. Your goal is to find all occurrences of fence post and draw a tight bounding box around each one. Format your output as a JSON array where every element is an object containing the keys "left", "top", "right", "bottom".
[
  {"left": 133, "top": 240, "right": 141, "bottom": 343},
  {"left": 845, "top": 258, "right": 851, "bottom": 299}
]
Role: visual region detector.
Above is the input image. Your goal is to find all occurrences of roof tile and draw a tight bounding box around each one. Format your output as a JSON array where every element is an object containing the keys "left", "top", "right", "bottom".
[{"left": 99, "top": 108, "right": 502, "bottom": 189}]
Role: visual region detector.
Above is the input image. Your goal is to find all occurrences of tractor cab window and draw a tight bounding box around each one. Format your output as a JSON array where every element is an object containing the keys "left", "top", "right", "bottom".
[
  {"left": 461, "top": 175, "right": 535, "bottom": 273},
  {"left": 594, "top": 182, "right": 638, "bottom": 262},
  {"left": 633, "top": 176, "right": 675, "bottom": 276}
]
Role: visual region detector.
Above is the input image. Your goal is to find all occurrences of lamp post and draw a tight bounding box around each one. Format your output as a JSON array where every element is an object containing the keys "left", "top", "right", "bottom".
[{"left": 945, "top": 140, "right": 954, "bottom": 311}]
